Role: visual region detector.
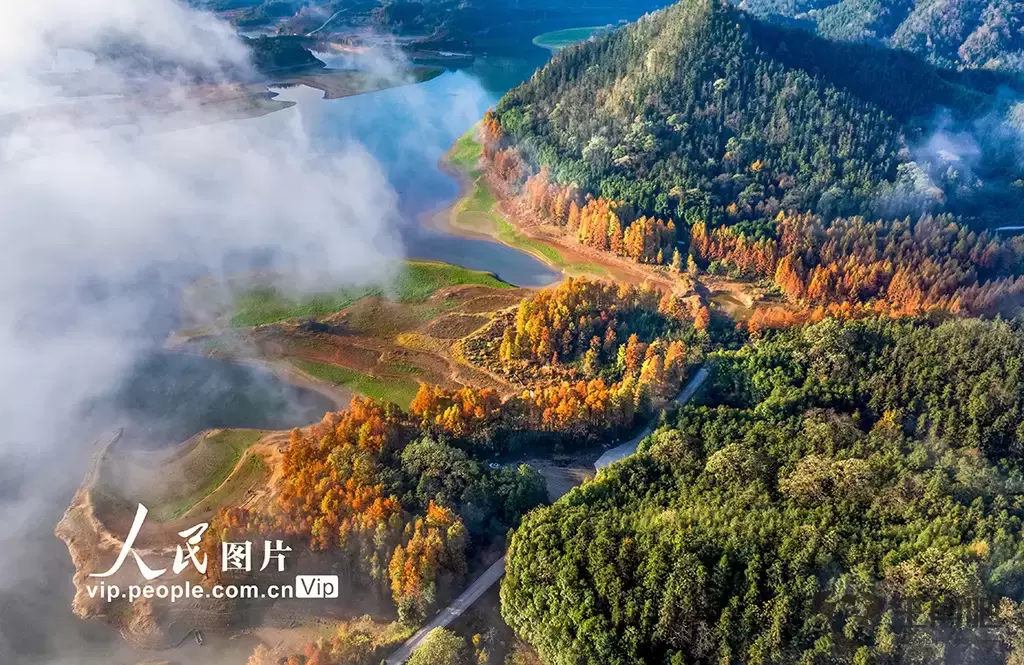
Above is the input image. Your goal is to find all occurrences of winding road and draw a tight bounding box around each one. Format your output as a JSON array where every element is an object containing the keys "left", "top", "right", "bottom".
[
  {"left": 382, "top": 366, "right": 711, "bottom": 663},
  {"left": 383, "top": 556, "right": 507, "bottom": 665},
  {"left": 594, "top": 366, "right": 710, "bottom": 469},
  {"left": 306, "top": 9, "right": 345, "bottom": 36}
]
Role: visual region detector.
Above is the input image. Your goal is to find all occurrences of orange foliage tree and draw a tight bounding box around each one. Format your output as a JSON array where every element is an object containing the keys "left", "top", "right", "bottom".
[
  {"left": 692, "top": 212, "right": 1024, "bottom": 318},
  {"left": 388, "top": 502, "right": 468, "bottom": 621},
  {"left": 481, "top": 114, "right": 678, "bottom": 267}
]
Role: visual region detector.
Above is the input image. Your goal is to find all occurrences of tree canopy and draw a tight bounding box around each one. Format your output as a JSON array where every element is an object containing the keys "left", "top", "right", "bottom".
[
  {"left": 502, "top": 316, "right": 1024, "bottom": 665},
  {"left": 491, "top": 0, "right": 1024, "bottom": 230},
  {"left": 730, "top": 0, "right": 1024, "bottom": 72}
]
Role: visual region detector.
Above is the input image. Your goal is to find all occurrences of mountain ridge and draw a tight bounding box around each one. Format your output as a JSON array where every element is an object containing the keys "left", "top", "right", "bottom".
[{"left": 492, "top": 0, "right": 1024, "bottom": 227}]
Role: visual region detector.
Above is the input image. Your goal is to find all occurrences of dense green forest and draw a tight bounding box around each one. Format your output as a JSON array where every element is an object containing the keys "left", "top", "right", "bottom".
[
  {"left": 502, "top": 316, "right": 1024, "bottom": 665},
  {"left": 491, "top": 0, "right": 1024, "bottom": 231},
  {"left": 729, "top": 0, "right": 1024, "bottom": 72}
]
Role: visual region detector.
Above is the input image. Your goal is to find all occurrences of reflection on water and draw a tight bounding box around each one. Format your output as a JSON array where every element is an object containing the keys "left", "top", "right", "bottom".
[{"left": 407, "top": 230, "right": 558, "bottom": 287}]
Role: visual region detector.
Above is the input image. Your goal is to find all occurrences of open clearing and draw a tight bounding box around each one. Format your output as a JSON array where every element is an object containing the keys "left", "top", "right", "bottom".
[
  {"left": 294, "top": 360, "right": 421, "bottom": 409},
  {"left": 183, "top": 280, "right": 528, "bottom": 414},
  {"left": 96, "top": 429, "right": 264, "bottom": 523}
]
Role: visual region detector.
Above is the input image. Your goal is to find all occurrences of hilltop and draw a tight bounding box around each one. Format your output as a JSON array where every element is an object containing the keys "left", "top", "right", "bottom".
[
  {"left": 472, "top": 0, "right": 1024, "bottom": 325},
  {"left": 492, "top": 0, "right": 1023, "bottom": 227}
]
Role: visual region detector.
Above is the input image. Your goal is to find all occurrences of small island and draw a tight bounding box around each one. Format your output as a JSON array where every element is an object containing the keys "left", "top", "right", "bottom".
[{"left": 531, "top": 25, "right": 613, "bottom": 52}]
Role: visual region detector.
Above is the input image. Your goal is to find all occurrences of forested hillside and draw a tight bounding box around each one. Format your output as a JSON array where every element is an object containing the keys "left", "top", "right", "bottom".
[
  {"left": 222, "top": 0, "right": 672, "bottom": 41},
  {"left": 502, "top": 316, "right": 1024, "bottom": 665},
  {"left": 492, "top": 0, "right": 1022, "bottom": 227},
  {"left": 218, "top": 399, "right": 546, "bottom": 622},
  {"left": 424, "top": 278, "right": 706, "bottom": 450},
  {"left": 482, "top": 0, "right": 1024, "bottom": 317},
  {"left": 731, "top": 0, "right": 1024, "bottom": 72}
]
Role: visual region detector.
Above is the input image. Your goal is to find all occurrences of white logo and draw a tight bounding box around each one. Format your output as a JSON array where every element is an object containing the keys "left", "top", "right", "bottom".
[{"left": 90, "top": 504, "right": 291, "bottom": 579}]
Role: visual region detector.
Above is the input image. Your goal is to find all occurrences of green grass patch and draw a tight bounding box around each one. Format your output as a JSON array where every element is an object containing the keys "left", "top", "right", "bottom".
[
  {"left": 186, "top": 454, "right": 268, "bottom": 522},
  {"left": 395, "top": 261, "right": 510, "bottom": 299},
  {"left": 295, "top": 360, "right": 421, "bottom": 408},
  {"left": 495, "top": 217, "right": 566, "bottom": 265},
  {"left": 152, "top": 429, "right": 263, "bottom": 521},
  {"left": 459, "top": 180, "right": 498, "bottom": 214},
  {"left": 449, "top": 124, "right": 483, "bottom": 177},
  {"left": 564, "top": 262, "right": 609, "bottom": 277},
  {"left": 230, "top": 261, "right": 511, "bottom": 327},
  {"left": 453, "top": 182, "right": 608, "bottom": 275}
]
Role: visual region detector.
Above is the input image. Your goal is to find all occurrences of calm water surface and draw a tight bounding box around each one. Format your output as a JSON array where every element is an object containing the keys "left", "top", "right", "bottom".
[{"left": 268, "top": 50, "right": 560, "bottom": 287}]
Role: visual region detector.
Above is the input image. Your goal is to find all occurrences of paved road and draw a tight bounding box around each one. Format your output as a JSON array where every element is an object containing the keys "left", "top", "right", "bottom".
[
  {"left": 307, "top": 9, "right": 344, "bottom": 36},
  {"left": 384, "top": 366, "right": 710, "bottom": 662},
  {"left": 594, "top": 366, "right": 710, "bottom": 469},
  {"left": 383, "top": 556, "right": 507, "bottom": 665}
]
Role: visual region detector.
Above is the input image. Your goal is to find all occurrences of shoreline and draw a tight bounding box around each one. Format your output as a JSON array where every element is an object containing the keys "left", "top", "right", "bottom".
[
  {"left": 426, "top": 155, "right": 498, "bottom": 243},
  {"left": 531, "top": 25, "right": 609, "bottom": 52},
  {"left": 430, "top": 135, "right": 681, "bottom": 290},
  {"left": 427, "top": 142, "right": 590, "bottom": 279}
]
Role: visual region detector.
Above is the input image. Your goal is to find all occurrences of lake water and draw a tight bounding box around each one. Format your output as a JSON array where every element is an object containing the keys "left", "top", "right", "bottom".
[
  {"left": 103, "top": 44, "right": 566, "bottom": 447},
  {"left": 100, "top": 42, "right": 565, "bottom": 452},
  {"left": 266, "top": 51, "right": 561, "bottom": 287},
  {"left": 109, "top": 351, "right": 336, "bottom": 448}
]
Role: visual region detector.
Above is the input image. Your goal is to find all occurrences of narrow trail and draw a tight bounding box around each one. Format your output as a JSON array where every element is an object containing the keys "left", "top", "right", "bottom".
[{"left": 382, "top": 365, "right": 711, "bottom": 663}]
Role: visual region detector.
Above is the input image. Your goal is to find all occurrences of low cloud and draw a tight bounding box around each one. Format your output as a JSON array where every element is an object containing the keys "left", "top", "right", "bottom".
[{"left": 0, "top": 1, "right": 407, "bottom": 662}]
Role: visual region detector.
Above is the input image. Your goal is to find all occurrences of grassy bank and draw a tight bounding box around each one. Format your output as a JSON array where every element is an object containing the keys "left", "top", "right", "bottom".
[
  {"left": 295, "top": 360, "right": 420, "bottom": 408},
  {"left": 152, "top": 429, "right": 264, "bottom": 521},
  {"left": 448, "top": 124, "right": 484, "bottom": 177},
  {"left": 453, "top": 180, "right": 607, "bottom": 277},
  {"left": 231, "top": 260, "right": 511, "bottom": 327},
  {"left": 184, "top": 453, "right": 267, "bottom": 523},
  {"left": 445, "top": 129, "right": 607, "bottom": 277}
]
